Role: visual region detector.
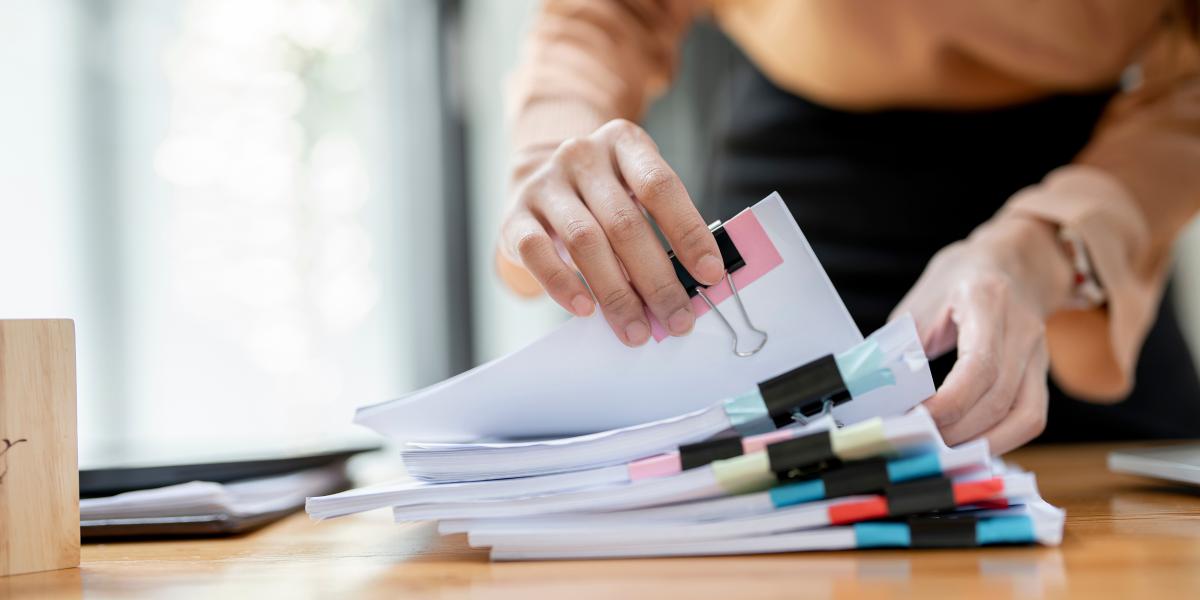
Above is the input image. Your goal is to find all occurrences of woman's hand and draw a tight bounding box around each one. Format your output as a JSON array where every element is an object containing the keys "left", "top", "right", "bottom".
[
  {"left": 497, "top": 119, "right": 725, "bottom": 347},
  {"left": 891, "top": 216, "right": 1075, "bottom": 454}
]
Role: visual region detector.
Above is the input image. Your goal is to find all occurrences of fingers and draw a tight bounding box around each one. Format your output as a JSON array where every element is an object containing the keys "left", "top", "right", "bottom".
[
  {"left": 502, "top": 210, "right": 595, "bottom": 317},
  {"left": 893, "top": 297, "right": 957, "bottom": 361},
  {"left": 979, "top": 340, "right": 1049, "bottom": 455},
  {"left": 602, "top": 120, "right": 724, "bottom": 287},
  {"left": 918, "top": 272, "right": 1049, "bottom": 453},
  {"left": 922, "top": 277, "right": 1007, "bottom": 430},
  {"left": 891, "top": 244, "right": 966, "bottom": 359},
  {"left": 938, "top": 309, "right": 1039, "bottom": 446},
  {"left": 532, "top": 183, "right": 653, "bottom": 347},
  {"left": 564, "top": 139, "right": 695, "bottom": 336},
  {"left": 500, "top": 119, "right": 711, "bottom": 346}
]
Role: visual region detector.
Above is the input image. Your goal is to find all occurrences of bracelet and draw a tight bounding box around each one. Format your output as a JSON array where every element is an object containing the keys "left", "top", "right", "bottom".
[{"left": 1058, "top": 228, "right": 1106, "bottom": 309}]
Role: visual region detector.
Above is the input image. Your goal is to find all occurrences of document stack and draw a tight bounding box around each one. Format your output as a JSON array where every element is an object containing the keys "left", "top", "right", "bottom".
[{"left": 307, "top": 193, "right": 1065, "bottom": 560}]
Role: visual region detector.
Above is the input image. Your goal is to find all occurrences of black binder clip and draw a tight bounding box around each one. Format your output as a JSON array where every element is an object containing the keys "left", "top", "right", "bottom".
[
  {"left": 905, "top": 513, "right": 980, "bottom": 548},
  {"left": 668, "top": 221, "right": 768, "bottom": 357},
  {"left": 758, "top": 354, "right": 850, "bottom": 427}
]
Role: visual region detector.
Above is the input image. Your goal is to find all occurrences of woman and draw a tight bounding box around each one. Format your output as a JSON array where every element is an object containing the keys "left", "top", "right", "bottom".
[{"left": 495, "top": 1, "right": 1200, "bottom": 454}]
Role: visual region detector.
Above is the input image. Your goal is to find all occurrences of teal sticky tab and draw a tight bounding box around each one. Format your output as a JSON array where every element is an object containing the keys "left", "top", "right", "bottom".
[
  {"left": 834, "top": 339, "right": 895, "bottom": 398},
  {"left": 723, "top": 389, "right": 775, "bottom": 435},
  {"left": 886, "top": 452, "right": 942, "bottom": 483},
  {"left": 768, "top": 479, "right": 826, "bottom": 508},
  {"left": 855, "top": 522, "right": 912, "bottom": 548},
  {"left": 835, "top": 340, "right": 882, "bottom": 377},
  {"left": 845, "top": 369, "right": 896, "bottom": 398},
  {"left": 976, "top": 516, "right": 1036, "bottom": 545}
]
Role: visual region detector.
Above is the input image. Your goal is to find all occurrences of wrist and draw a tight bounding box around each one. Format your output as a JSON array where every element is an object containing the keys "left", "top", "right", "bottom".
[{"left": 970, "top": 215, "right": 1075, "bottom": 317}]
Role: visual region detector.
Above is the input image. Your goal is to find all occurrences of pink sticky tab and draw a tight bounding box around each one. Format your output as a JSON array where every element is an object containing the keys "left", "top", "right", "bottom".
[
  {"left": 741, "top": 428, "right": 796, "bottom": 455},
  {"left": 628, "top": 452, "right": 682, "bottom": 481},
  {"left": 649, "top": 209, "right": 785, "bottom": 341}
]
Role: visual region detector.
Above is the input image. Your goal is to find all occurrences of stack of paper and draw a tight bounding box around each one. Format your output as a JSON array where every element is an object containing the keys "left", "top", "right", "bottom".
[
  {"left": 310, "top": 408, "right": 1063, "bottom": 560},
  {"left": 309, "top": 312, "right": 931, "bottom": 520},
  {"left": 400, "top": 313, "right": 929, "bottom": 483},
  {"left": 480, "top": 502, "right": 1066, "bottom": 561},
  {"left": 307, "top": 193, "right": 1065, "bottom": 560}
]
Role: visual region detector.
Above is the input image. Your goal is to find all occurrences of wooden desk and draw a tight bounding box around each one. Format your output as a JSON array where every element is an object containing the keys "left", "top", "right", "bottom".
[{"left": 4, "top": 443, "right": 1200, "bottom": 599}]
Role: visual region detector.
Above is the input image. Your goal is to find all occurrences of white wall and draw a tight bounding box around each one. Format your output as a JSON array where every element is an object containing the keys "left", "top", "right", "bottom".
[
  {"left": 1, "top": 0, "right": 405, "bottom": 457},
  {"left": 0, "top": 1, "right": 107, "bottom": 450},
  {"left": 108, "top": 0, "right": 405, "bottom": 445}
]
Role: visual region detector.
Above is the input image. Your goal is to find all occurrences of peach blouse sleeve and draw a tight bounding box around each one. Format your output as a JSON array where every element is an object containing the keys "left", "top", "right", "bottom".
[
  {"left": 1001, "top": 30, "right": 1200, "bottom": 400},
  {"left": 505, "top": 0, "right": 699, "bottom": 177}
]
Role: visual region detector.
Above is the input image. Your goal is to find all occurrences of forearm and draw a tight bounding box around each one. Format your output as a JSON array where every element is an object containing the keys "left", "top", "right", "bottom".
[
  {"left": 500, "top": 0, "right": 699, "bottom": 293},
  {"left": 506, "top": 0, "right": 696, "bottom": 161},
  {"left": 993, "top": 28, "right": 1200, "bottom": 400}
]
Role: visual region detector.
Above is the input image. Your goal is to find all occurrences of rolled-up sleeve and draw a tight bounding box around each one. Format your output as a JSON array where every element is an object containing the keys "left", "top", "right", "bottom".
[
  {"left": 1001, "top": 29, "right": 1200, "bottom": 400},
  {"left": 506, "top": 0, "right": 698, "bottom": 169}
]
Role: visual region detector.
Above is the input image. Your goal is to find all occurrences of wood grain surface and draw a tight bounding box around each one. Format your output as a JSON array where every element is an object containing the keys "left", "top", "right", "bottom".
[
  {"left": 4, "top": 442, "right": 1200, "bottom": 599},
  {"left": 0, "top": 319, "right": 78, "bottom": 577}
]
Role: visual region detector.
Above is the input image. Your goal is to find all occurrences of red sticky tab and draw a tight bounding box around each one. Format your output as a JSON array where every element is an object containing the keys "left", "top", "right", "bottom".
[
  {"left": 952, "top": 478, "right": 1005, "bottom": 505},
  {"left": 828, "top": 497, "right": 888, "bottom": 525},
  {"left": 968, "top": 498, "right": 1011, "bottom": 510}
]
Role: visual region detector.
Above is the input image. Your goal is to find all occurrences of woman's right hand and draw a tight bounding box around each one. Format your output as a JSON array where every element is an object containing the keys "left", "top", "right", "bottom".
[{"left": 497, "top": 119, "right": 726, "bottom": 347}]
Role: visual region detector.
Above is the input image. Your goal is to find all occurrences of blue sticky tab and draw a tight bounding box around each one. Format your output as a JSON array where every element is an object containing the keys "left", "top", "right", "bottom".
[
  {"left": 886, "top": 452, "right": 942, "bottom": 483},
  {"left": 768, "top": 479, "right": 825, "bottom": 508},
  {"left": 855, "top": 522, "right": 912, "bottom": 548},
  {"left": 976, "top": 516, "right": 1036, "bottom": 545},
  {"left": 724, "top": 389, "right": 776, "bottom": 435}
]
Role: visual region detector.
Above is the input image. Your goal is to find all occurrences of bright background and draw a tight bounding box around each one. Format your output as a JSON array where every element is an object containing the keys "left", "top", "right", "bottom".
[{"left": 3, "top": 0, "right": 1200, "bottom": 459}]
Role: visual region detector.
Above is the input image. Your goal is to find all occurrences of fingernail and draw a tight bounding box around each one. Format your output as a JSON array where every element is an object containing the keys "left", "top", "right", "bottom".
[
  {"left": 571, "top": 294, "right": 594, "bottom": 316},
  {"left": 696, "top": 253, "right": 723, "bottom": 285},
  {"left": 624, "top": 321, "right": 649, "bottom": 346},
  {"left": 667, "top": 306, "right": 694, "bottom": 336}
]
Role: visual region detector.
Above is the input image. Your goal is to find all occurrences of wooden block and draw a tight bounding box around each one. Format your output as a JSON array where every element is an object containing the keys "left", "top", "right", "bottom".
[{"left": 0, "top": 320, "right": 79, "bottom": 577}]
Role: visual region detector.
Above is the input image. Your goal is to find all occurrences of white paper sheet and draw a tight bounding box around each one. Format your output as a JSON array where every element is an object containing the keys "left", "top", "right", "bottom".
[
  {"left": 487, "top": 500, "right": 1066, "bottom": 561},
  {"left": 356, "top": 193, "right": 933, "bottom": 441}
]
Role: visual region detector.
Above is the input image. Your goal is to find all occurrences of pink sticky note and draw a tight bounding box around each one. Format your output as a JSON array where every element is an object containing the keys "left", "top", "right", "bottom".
[
  {"left": 741, "top": 428, "right": 796, "bottom": 455},
  {"left": 627, "top": 452, "right": 683, "bottom": 481},
  {"left": 627, "top": 428, "right": 798, "bottom": 482},
  {"left": 649, "top": 209, "right": 785, "bottom": 342}
]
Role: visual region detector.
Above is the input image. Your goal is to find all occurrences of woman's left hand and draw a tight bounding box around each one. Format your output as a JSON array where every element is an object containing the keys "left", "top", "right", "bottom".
[{"left": 890, "top": 216, "right": 1075, "bottom": 455}]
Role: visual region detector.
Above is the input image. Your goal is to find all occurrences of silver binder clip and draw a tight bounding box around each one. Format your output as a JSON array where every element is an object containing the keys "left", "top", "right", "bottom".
[
  {"left": 670, "top": 219, "right": 769, "bottom": 358},
  {"left": 791, "top": 398, "right": 842, "bottom": 427},
  {"left": 695, "top": 272, "right": 768, "bottom": 358}
]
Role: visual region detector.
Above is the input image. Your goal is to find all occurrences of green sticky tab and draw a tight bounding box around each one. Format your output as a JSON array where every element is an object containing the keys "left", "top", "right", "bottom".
[
  {"left": 831, "top": 418, "right": 891, "bottom": 460},
  {"left": 711, "top": 452, "right": 775, "bottom": 495}
]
